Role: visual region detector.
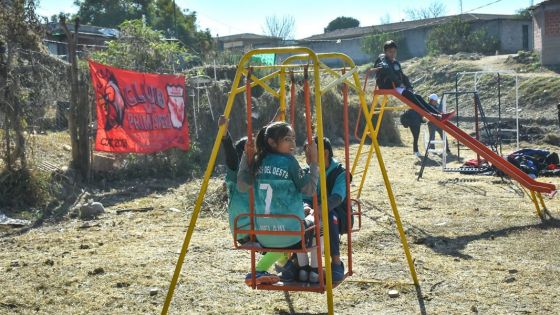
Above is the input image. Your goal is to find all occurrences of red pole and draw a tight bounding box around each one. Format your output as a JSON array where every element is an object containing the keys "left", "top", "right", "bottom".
[
  {"left": 245, "top": 67, "right": 257, "bottom": 289},
  {"left": 354, "top": 69, "right": 372, "bottom": 141},
  {"left": 474, "top": 95, "right": 481, "bottom": 167},
  {"left": 342, "top": 68, "right": 353, "bottom": 275},
  {"left": 290, "top": 71, "right": 296, "bottom": 130},
  {"left": 304, "top": 65, "right": 324, "bottom": 290}
]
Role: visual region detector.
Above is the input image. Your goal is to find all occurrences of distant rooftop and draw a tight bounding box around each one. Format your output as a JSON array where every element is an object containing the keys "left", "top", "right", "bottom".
[
  {"left": 301, "top": 13, "right": 528, "bottom": 41},
  {"left": 216, "top": 33, "right": 281, "bottom": 41},
  {"left": 46, "top": 22, "right": 120, "bottom": 38}
]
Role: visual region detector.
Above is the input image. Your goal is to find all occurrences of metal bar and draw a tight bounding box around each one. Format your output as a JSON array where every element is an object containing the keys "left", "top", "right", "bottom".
[
  {"left": 161, "top": 51, "right": 247, "bottom": 315},
  {"left": 303, "top": 65, "right": 327, "bottom": 298},
  {"left": 290, "top": 71, "right": 296, "bottom": 129},
  {"left": 320, "top": 67, "right": 357, "bottom": 94},
  {"left": 233, "top": 70, "right": 280, "bottom": 94},
  {"left": 312, "top": 59, "right": 336, "bottom": 315},
  {"left": 279, "top": 67, "right": 286, "bottom": 121},
  {"left": 455, "top": 74, "right": 460, "bottom": 158},
  {"left": 498, "top": 73, "right": 502, "bottom": 155},
  {"left": 342, "top": 69, "right": 354, "bottom": 275},
  {"left": 245, "top": 67, "right": 258, "bottom": 290},
  {"left": 475, "top": 95, "right": 481, "bottom": 165},
  {"left": 529, "top": 190, "right": 542, "bottom": 218},
  {"left": 515, "top": 75, "right": 519, "bottom": 150}
]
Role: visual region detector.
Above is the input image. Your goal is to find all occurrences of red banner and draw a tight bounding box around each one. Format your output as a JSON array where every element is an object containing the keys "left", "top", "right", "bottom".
[{"left": 89, "top": 60, "right": 190, "bottom": 153}]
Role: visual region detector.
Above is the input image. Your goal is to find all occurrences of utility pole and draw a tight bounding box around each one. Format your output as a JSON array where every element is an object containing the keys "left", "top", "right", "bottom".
[
  {"left": 173, "top": 0, "right": 177, "bottom": 38},
  {"left": 459, "top": 0, "right": 463, "bottom": 14}
]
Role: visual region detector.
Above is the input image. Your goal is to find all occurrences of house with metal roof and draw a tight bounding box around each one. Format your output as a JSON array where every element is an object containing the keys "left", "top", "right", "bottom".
[
  {"left": 298, "top": 13, "right": 533, "bottom": 65},
  {"left": 215, "top": 33, "right": 282, "bottom": 52},
  {"left": 44, "top": 22, "right": 120, "bottom": 60}
]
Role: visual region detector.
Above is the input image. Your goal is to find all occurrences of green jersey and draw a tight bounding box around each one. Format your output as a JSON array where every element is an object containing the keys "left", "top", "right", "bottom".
[
  {"left": 254, "top": 153, "right": 315, "bottom": 248},
  {"left": 225, "top": 169, "right": 249, "bottom": 240}
]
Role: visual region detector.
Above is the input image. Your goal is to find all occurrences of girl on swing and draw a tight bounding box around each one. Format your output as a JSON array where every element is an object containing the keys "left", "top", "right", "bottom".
[{"left": 237, "top": 121, "right": 320, "bottom": 285}]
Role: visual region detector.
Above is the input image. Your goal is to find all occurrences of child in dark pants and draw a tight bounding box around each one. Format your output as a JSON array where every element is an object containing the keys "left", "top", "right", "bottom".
[{"left": 374, "top": 40, "right": 455, "bottom": 121}]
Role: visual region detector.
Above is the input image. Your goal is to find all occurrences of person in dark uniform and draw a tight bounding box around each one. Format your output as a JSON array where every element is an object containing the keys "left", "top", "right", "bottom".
[
  {"left": 400, "top": 108, "right": 424, "bottom": 156},
  {"left": 374, "top": 40, "right": 455, "bottom": 121},
  {"left": 427, "top": 94, "right": 451, "bottom": 153}
]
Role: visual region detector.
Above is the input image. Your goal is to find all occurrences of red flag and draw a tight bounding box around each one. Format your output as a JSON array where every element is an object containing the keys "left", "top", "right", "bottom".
[{"left": 88, "top": 60, "right": 190, "bottom": 153}]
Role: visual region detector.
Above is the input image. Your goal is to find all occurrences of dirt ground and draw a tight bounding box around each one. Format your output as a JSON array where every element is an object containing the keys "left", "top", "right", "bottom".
[{"left": 1, "top": 125, "right": 560, "bottom": 315}]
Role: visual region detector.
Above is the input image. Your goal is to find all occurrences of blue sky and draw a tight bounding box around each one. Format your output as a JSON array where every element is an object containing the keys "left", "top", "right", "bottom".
[{"left": 37, "top": 0, "right": 539, "bottom": 39}]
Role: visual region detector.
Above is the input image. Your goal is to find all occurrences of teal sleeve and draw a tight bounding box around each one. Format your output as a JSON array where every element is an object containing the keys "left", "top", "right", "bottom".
[
  {"left": 236, "top": 153, "right": 252, "bottom": 192},
  {"left": 331, "top": 172, "right": 347, "bottom": 200},
  {"left": 288, "top": 157, "right": 318, "bottom": 196}
]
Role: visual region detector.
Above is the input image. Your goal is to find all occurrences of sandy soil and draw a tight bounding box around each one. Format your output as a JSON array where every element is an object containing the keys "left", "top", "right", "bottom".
[{"left": 1, "top": 126, "right": 559, "bottom": 315}]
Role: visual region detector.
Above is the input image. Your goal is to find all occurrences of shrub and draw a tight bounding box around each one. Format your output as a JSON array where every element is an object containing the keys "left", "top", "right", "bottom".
[
  {"left": 362, "top": 31, "right": 411, "bottom": 61},
  {"left": 427, "top": 18, "right": 499, "bottom": 55}
]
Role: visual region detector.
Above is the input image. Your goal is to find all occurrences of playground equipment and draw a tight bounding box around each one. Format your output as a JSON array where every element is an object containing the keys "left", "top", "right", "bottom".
[
  {"left": 454, "top": 71, "right": 521, "bottom": 156},
  {"left": 161, "top": 47, "right": 419, "bottom": 315},
  {"left": 370, "top": 89, "right": 556, "bottom": 216},
  {"left": 419, "top": 70, "right": 521, "bottom": 177},
  {"left": 161, "top": 48, "right": 556, "bottom": 315},
  {"left": 419, "top": 91, "right": 497, "bottom": 177},
  {"left": 187, "top": 75, "right": 214, "bottom": 139}
]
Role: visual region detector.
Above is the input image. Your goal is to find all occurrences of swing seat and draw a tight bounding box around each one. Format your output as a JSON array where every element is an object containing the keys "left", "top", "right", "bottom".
[{"left": 233, "top": 213, "right": 318, "bottom": 253}]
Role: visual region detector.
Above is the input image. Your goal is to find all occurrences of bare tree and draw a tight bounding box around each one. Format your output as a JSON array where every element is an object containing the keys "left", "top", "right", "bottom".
[
  {"left": 262, "top": 15, "right": 295, "bottom": 39},
  {"left": 404, "top": 0, "right": 446, "bottom": 21},
  {"left": 379, "top": 12, "right": 392, "bottom": 25}
]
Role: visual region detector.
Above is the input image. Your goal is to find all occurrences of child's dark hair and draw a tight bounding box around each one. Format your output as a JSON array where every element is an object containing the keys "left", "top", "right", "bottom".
[
  {"left": 235, "top": 137, "right": 247, "bottom": 161},
  {"left": 383, "top": 40, "right": 397, "bottom": 51},
  {"left": 253, "top": 122, "right": 292, "bottom": 174},
  {"left": 314, "top": 136, "right": 333, "bottom": 160}
]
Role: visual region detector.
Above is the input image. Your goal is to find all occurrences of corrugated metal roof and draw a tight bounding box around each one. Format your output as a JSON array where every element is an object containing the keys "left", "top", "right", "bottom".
[
  {"left": 216, "top": 33, "right": 281, "bottom": 41},
  {"left": 301, "top": 13, "right": 528, "bottom": 41}
]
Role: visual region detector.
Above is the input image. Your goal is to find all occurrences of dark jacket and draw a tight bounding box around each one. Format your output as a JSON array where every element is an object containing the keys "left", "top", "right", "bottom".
[{"left": 374, "top": 54, "right": 412, "bottom": 90}]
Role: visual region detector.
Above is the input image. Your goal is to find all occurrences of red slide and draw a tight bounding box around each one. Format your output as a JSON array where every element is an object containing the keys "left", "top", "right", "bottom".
[{"left": 376, "top": 89, "right": 557, "bottom": 194}]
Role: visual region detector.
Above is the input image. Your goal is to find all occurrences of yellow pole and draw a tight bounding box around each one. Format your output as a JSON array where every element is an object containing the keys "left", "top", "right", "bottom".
[
  {"left": 372, "top": 96, "right": 389, "bottom": 139},
  {"left": 529, "top": 190, "right": 542, "bottom": 217},
  {"left": 313, "top": 60, "right": 335, "bottom": 315},
  {"left": 279, "top": 67, "right": 286, "bottom": 121},
  {"left": 161, "top": 62, "right": 246, "bottom": 315},
  {"left": 355, "top": 87, "right": 419, "bottom": 285},
  {"left": 370, "top": 137, "right": 419, "bottom": 284},
  {"left": 536, "top": 192, "right": 547, "bottom": 213}
]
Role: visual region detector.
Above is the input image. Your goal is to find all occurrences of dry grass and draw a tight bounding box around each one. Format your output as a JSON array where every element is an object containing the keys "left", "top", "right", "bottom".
[{"left": 1, "top": 126, "right": 559, "bottom": 315}]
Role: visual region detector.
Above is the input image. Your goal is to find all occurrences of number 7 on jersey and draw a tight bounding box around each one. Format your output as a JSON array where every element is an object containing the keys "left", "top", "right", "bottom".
[{"left": 259, "top": 183, "right": 273, "bottom": 215}]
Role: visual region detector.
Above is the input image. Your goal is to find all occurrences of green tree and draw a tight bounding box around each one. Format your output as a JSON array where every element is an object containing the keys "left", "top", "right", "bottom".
[
  {"left": 90, "top": 19, "right": 199, "bottom": 72},
  {"left": 75, "top": 0, "right": 213, "bottom": 55},
  {"left": 426, "top": 18, "right": 499, "bottom": 55},
  {"left": 362, "top": 31, "right": 410, "bottom": 61},
  {"left": 148, "top": 0, "right": 212, "bottom": 54},
  {"left": 515, "top": 7, "right": 531, "bottom": 19},
  {"left": 74, "top": 0, "right": 151, "bottom": 28},
  {"left": 324, "top": 16, "right": 360, "bottom": 33}
]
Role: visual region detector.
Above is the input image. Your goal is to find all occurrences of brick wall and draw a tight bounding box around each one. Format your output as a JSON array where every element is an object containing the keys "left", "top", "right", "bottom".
[
  {"left": 534, "top": 10, "right": 543, "bottom": 51},
  {"left": 545, "top": 10, "right": 560, "bottom": 36}
]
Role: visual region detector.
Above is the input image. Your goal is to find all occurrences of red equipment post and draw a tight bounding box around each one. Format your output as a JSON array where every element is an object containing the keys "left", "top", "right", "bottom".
[
  {"left": 303, "top": 65, "right": 325, "bottom": 290},
  {"left": 245, "top": 67, "right": 257, "bottom": 289},
  {"left": 342, "top": 68, "right": 353, "bottom": 275},
  {"left": 290, "top": 71, "right": 296, "bottom": 130}
]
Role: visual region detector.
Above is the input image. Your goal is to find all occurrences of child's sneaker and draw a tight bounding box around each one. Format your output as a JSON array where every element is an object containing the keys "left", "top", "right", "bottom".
[
  {"left": 309, "top": 267, "right": 320, "bottom": 284},
  {"left": 279, "top": 260, "right": 297, "bottom": 282},
  {"left": 332, "top": 261, "right": 345, "bottom": 282},
  {"left": 244, "top": 271, "right": 279, "bottom": 286},
  {"left": 298, "top": 265, "right": 311, "bottom": 282}
]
